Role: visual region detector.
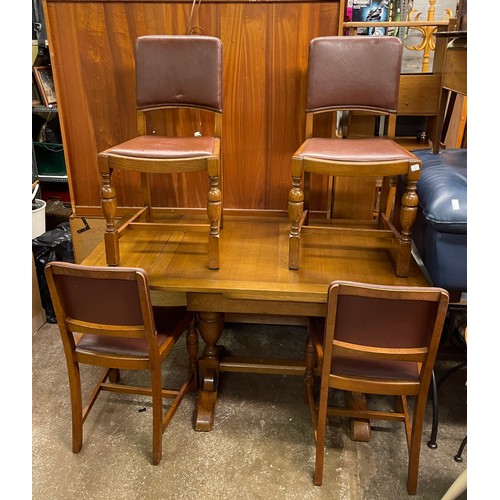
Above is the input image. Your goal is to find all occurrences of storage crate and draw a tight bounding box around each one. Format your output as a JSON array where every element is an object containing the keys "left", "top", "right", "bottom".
[{"left": 33, "top": 142, "right": 67, "bottom": 176}]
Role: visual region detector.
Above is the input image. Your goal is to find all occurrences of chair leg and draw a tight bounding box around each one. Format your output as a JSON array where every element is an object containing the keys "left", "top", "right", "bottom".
[
  {"left": 395, "top": 168, "right": 419, "bottom": 277},
  {"left": 427, "top": 370, "right": 439, "bottom": 449},
  {"left": 67, "top": 361, "right": 84, "bottom": 454},
  {"left": 208, "top": 233, "right": 220, "bottom": 270},
  {"left": 314, "top": 415, "right": 326, "bottom": 486},
  {"left": 454, "top": 435, "right": 467, "bottom": 463},
  {"left": 407, "top": 395, "right": 427, "bottom": 495},
  {"left": 288, "top": 184, "right": 303, "bottom": 270},
  {"left": 151, "top": 369, "right": 164, "bottom": 465},
  {"left": 140, "top": 172, "right": 153, "bottom": 223},
  {"left": 314, "top": 383, "right": 330, "bottom": 486},
  {"left": 288, "top": 162, "right": 304, "bottom": 270},
  {"left": 428, "top": 363, "right": 467, "bottom": 450},
  {"left": 99, "top": 158, "right": 120, "bottom": 266},
  {"left": 289, "top": 233, "right": 300, "bottom": 271},
  {"left": 207, "top": 170, "right": 222, "bottom": 270}
]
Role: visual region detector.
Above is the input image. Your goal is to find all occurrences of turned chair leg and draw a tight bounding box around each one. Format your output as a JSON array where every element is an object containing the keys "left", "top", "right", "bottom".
[
  {"left": 395, "top": 170, "right": 419, "bottom": 277},
  {"left": 207, "top": 172, "right": 222, "bottom": 270},
  {"left": 289, "top": 157, "right": 304, "bottom": 270},
  {"left": 99, "top": 159, "right": 120, "bottom": 266}
]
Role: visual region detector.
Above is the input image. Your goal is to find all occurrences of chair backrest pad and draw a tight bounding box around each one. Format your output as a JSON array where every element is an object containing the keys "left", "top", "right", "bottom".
[
  {"left": 334, "top": 295, "right": 439, "bottom": 349},
  {"left": 53, "top": 273, "right": 145, "bottom": 326},
  {"left": 135, "top": 35, "right": 223, "bottom": 112},
  {"left": 306, "top": 36, "right": 403, "bottom": 114}
]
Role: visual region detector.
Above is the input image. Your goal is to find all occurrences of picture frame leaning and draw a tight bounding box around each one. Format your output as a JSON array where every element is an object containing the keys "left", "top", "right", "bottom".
[{"left": 33, "top": 66, "right": 57, "bottom": 106}]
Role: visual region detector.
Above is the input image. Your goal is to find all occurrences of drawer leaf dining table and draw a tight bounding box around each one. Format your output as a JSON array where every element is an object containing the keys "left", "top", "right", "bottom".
[{"left": 82, "top": 214, "right": 430, "bottom": 436}]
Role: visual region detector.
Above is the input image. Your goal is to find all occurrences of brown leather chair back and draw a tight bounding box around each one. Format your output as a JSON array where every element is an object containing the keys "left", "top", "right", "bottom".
[
  {"left": 50, "top": 268, "right": 146, "bottom": 327},
  {"left": 135, "top": 35, "right": 223, "bottom": 112},
  {"left": 325, "top": 280, "right": 449, "bottom": 368},
  {"left": 334, "top": 294, "right": 440, "bottom": 349},
  {"left": 45, "top": 262, "right": 158, "bottom": 351},
  {"left": 306, "top": 36, "right": 402, "bottom": 113}
]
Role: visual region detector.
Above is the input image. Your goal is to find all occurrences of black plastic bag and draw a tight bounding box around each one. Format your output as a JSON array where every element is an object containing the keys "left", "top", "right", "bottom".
[{"left": 32, "top": 222, "right": 74, "bottom": 323}]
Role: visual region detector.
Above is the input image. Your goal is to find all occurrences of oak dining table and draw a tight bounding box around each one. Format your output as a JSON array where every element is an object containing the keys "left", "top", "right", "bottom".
[{"left": 82, "top": 214, "right": 430, "bottom": 437}]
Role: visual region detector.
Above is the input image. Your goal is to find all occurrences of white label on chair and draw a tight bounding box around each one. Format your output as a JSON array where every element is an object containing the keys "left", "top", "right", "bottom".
[
  {"left": 411, "top": 164, "right": 420, "bottom": 171},
  {"left": 452, "top": 199, "right": 460, "bottom": 210}
]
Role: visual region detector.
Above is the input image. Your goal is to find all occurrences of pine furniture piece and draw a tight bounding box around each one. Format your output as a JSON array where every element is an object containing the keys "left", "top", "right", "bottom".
[
  {"left": 98, "top": 35, "right": 223, "bottom": 270},
  {"left": 81, "top": 216, "right": 431, "bottom": 433},
  {"left": 45, "top": 261, "right": 198, "bottom": 464},
  {"left": 288, "top": 36, "right": 422, "bottom": 277},
  {"left": 305, "top": 280, "right": 449, "bottom": 494}
]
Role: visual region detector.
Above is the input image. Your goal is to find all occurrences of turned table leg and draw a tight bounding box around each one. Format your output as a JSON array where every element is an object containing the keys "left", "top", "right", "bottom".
[
  {"left": 186, "top": 317, "right": 199, "bottom": 393},
  {"left": 304, "top": 334, "right": 315, "bottom": 405},
  {"left": 194, "top": 311, "right": 225, "bottom": 431},
  {"left": 346, "top": 391, "right": 372, "bottom": 442}
]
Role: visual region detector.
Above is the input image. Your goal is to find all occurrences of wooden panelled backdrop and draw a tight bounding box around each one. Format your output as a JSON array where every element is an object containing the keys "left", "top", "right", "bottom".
[{"left": 43, "top": 0, "right": 340, "bottom": 216}]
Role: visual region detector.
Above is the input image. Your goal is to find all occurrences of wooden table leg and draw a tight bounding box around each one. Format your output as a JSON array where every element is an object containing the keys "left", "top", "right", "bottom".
[
  {"left": 346, "top": 391, "right": 372, "bottom": 442},
  {"left": 186, "top": 317, "right": 199, "bottom": 393},
  {"left": 194, "top": 311, "right": 224, "bottom": 431}
]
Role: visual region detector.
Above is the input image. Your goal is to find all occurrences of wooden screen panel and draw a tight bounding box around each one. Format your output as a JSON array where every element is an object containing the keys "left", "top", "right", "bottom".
[
  {"left": 221, "top": 3, "right": 268, "bottom": 209},
  {"left": 43, "top": 0, "right": 338, "bottom": 214}
]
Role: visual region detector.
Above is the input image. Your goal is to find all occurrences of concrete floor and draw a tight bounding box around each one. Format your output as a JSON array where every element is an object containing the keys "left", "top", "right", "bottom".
[{"left": 32, "top": 321, "right": 467, "bottom": 499}]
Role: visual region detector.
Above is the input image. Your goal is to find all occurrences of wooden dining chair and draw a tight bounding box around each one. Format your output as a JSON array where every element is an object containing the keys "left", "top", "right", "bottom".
[
  {"left": 305, "top": 280, "right": 449, "bottom": 494},
  {"left": 98, "top": 35, "right": 223, "bottom": 270},
  {"left": 44, "top": 261, "right": 198, "bottom": 465},
  {"left": 288, "top": 36, "right": 421, "bottom": 277}
]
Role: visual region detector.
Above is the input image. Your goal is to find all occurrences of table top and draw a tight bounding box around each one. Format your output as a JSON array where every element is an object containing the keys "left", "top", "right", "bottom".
[{"left": 82, "top": 216, "right": 430, "bottom": 305}]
